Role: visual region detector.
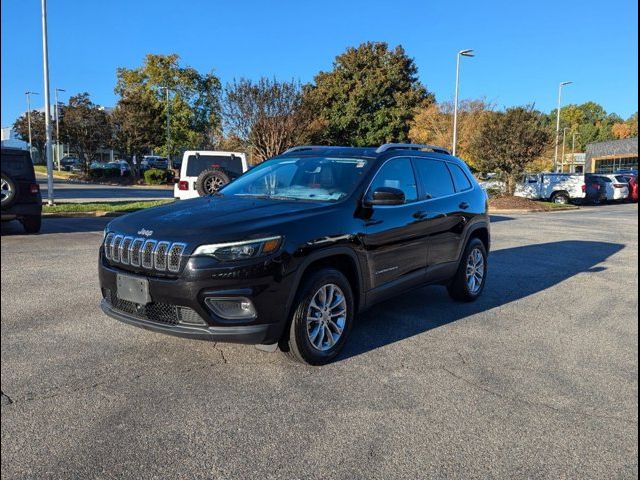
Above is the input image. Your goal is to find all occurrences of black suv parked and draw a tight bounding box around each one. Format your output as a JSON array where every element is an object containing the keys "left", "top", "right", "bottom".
[
  {"left": 99, "top": 144, "right": 490, "bottom": 364},
  {"left": 1, "top": 147, "right": 42, "bottom": 233}
]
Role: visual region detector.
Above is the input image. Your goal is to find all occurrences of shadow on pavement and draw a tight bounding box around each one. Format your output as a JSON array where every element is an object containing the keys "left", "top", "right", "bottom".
[
  {"left": 341, "top": 240, "right": 624, "bottom": 361},
  {"left": 1, "top": 217, "right": 111, "bottom": 236},
  {"left": 489, "top": 215, "right": 515, "bottom": 223}
]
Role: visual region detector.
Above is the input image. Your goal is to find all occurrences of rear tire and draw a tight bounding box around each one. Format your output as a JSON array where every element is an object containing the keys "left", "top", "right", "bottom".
[
  {"left": 21, "top": 215, "right": 42, "bottom": 234},
  {"left": 448, "top": 238, "right": 487, "bottom": 302},
  {"left": 1, "top": 173, "right": 17, "bottom": 208},
  {"left": 282, "top": 268, "right": 354, "bottom": 366}
]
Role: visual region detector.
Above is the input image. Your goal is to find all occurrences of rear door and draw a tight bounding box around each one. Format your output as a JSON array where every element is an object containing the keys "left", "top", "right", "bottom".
[
  {"left": 362, "top": 157, "right": 428, "bottom": 291},
  {"left": 412, "top": 158, "right": 465, "bottom": 266}
]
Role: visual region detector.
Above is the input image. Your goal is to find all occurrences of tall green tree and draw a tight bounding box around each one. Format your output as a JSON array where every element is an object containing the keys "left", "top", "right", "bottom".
[
  {"left": 111, "top": 89, "right": 165, "bottom": 159},
  {"left": 59, "top": 93, "right": 111, "bottom": 171},
  {"left": 304, "top": 42, "right": 433, "bottom": 146},
  {"left": 115, "top": 54, "right": 222, "bottom": 157},
  {"left": 548, "top": 101, "right": 620, "bottom": 151},
  {"left": 13, "top": 110, "right": 47, "bottom": 163},
  {"left": 471, "top": 106, "right": 552, "bottom": 194}
]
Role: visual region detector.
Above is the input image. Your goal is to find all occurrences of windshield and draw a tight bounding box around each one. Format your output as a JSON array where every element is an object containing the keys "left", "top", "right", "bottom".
[{"left": 220, "top": 156, "right": 371, "bottom": 202}]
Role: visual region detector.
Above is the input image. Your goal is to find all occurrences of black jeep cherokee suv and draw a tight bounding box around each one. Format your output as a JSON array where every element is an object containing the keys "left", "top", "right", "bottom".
[{"left": 99, "top": 144, "right": 490, "bottom": 365}]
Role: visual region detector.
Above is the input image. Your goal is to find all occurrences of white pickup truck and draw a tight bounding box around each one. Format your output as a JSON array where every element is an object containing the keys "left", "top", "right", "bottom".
[{"left": 514, "top": 173, "right": 585, "bottom": 204}]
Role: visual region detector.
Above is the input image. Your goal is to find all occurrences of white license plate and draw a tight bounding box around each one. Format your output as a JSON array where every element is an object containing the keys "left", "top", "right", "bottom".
[{"left": 116, "top": 274, "right": 150, "bottom": 305}]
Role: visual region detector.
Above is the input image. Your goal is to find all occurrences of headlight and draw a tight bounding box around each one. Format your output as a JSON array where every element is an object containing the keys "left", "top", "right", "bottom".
[{"left": 193, "top": 236, "right": 283, "bottom": 262}]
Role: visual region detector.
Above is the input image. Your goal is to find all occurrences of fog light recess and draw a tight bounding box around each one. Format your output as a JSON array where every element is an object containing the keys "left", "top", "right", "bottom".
[{"left": 205, "top": 297, "right": 257, "bottom": 320}]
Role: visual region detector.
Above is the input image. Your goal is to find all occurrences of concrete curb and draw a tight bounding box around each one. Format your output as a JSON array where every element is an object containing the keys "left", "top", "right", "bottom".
[
  {"left": 43, "top": 211, "right": 127, "bottom": 219},
  {"left": 490, "top": 206, "right": 580, "bottom": 214}
]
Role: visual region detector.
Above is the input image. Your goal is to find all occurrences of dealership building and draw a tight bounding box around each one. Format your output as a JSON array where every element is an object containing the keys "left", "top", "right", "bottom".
[{"left": 585, "top": 137, "right": 638, "bottom": 173}]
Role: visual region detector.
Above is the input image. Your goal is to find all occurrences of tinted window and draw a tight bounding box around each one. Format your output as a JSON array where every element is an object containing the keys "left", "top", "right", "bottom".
[
  {"left": 187, "top": 155, "right": 244, "bottom": 177},
  {"left": 1, "top": 150, "right": 33, "bottom": 178},
  {"left": 413, "top": 159, "right": 455, "bottom": 199},
  {"left": 448, "top": 163, "right": 473, "bottom": 191},
  {"left": 369, "top": 158, "right": 417, "bottom": 202},
  {"left": 222, "top": 157, "right": 371, "bottom": 202}
]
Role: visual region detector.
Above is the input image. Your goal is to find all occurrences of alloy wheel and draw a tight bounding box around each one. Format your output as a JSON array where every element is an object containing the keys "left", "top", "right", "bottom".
[
  {"left": 306, "top": 283, "right": 347, "bottom": 351},
  {"left": 465, "top": 248, "right": 485, "bottom": 294}
]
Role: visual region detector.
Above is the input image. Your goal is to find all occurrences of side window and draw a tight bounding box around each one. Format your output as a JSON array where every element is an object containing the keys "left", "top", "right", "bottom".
[
  {"left": 413, "top": 159, "right": 455, "bottom": 199},
  {"left": 368, "top": 158, "right": 417, "bottom": 203},
  {"left": 448, "top": 163, "right": 473, "bottom": 192}
]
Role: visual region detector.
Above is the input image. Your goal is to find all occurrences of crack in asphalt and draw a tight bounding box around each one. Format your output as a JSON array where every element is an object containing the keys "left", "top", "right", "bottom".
[
  {"left": 441, "top": 366, "right": 638, "bottom": 426},
  {"left": 1, "top": 391, "right": 13, "bottom": 406}
]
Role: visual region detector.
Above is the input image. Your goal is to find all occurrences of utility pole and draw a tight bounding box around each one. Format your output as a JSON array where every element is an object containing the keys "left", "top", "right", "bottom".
[
  {"left": 55, "top": 87, "right": 65, "bottom": 171},
  {"left": 41, "top": 0, "right": 54, "bottom": 205},
  {"left": 553, "top": 81, "right": 573, "bottom": 172},
  {"left": 452, "top": 49, "right": 474, "bottom": 156},
  {"left": 25, "top": 91, "right": 39, "bottom": 158}
]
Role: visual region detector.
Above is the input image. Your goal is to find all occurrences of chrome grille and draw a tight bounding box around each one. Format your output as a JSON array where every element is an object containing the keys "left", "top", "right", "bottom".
[
  {"left": 130, "top": 238, "right": 144, "bottom": 266},
  {"left": 168, "top": 243, "right": 187, "bottom": 273},
  {"left": 154, "top": 241, "right": 170, "bottom": 271},
  {"left": 112, "top": 235, "right": 124, "bottom": 262},
  {"left": 120, "top": 236, "right": 133, "bottom": 265},
  {"left": 103, "top": 234, "right": 187, "bottom": 274},
  {"left": 141, "top": 240, "right": 157, "bottom": 269}
]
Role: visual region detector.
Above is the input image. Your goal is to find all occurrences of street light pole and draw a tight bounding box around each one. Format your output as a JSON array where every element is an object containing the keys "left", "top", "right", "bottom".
[
  {"left": 452, "top": 49, "right": 474, "bottom": 156},
  {"left": 25, "top": 91, "right": 39, "bottom": 157},
  {"left": 162, "top": 86, "right": 171, "bottom": 166},
  {"left": 553, "top": 81, "right": 573, "bottom": 172},
  {"left": 54, "top": 88, "right": 65, "bottom": 171},
  {"left": 561, "top": 127, "right": 569, "bottom": 173},
  {"left": 40, "top": 0, "right": 54, "bottom": 205}
]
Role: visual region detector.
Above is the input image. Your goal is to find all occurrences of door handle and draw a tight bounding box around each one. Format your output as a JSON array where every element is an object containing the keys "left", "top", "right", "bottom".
[
  {"left": 413, "top": 211, "right": 427, "bottom": 220},
  {"left": 459, "top": 202, "right": 470, "bottom": 210}
]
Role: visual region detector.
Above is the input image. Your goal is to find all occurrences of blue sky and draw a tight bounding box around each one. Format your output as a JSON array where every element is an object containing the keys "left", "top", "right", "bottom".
[{"left": 1, "top": 0, "right": 638, "bottom": 127}]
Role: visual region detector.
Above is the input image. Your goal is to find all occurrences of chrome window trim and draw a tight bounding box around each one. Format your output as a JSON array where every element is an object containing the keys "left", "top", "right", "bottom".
[{"left": 363, "top": 155, "right": 477, "bottom": 209}]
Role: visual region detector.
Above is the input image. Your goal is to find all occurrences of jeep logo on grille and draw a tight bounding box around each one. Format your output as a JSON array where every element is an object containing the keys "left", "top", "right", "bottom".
[{"left": 137, "top": 228, "right": 153, "bottom": 237}]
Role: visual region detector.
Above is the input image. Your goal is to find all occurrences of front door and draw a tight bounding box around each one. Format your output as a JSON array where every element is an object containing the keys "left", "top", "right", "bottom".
[{"left": 361, "top": 157, "right": 428, "bottom": 291}]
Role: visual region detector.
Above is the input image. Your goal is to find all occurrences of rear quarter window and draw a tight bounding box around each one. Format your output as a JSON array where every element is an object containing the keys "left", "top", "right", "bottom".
[
  {"left": 448, "top": 163, "right": 473, "bottom": 192},
  {"left": 186, "top": 155, "right": 244, "bottom": 177}
]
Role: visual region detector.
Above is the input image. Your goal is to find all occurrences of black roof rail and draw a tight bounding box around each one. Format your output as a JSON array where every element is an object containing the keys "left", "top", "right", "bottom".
[
  {"left": 281, "top": 145, "right": 344, "bottom": 155},
  {"left": 376, "top": 143, "right": 451, "bottom": 155}
]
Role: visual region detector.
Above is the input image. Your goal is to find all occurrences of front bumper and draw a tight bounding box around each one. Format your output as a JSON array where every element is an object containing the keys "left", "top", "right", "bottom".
[
  {"left": 98, "top": 254, "right": 296, "bottom": 345},
  {"left": 101, "top": 299, "right": 271, "bottom": 343}
]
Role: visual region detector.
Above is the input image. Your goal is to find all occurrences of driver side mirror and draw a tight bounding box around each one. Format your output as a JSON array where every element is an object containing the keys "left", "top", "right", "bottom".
[{"left": 364, "top": 186, "right": 406, "bottom": 206}]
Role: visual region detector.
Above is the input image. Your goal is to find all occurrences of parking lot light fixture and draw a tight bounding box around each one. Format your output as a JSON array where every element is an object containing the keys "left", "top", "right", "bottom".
[
  {"left": 25, "top": 91, "right": 39, "bottom": 157},
  {"left": 453, "top": 49, "right": 475, "bottom": 156},
  {"left": 553, "top": 81, "right": 573, "bottom": 172},
  {"left": 55, "top": 88, "right": 65, "bottom": 171}
]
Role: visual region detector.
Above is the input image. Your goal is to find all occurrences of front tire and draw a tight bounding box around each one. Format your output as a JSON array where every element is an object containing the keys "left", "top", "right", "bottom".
[
  {"left": 282, "top": 268, "right": 354, "bottom": 365},
  {"left": 448, "top": 238, "right": 488, "bottom": 302},
  {"left": 551, "top": 192, "right": 570, "bottom": 205}
]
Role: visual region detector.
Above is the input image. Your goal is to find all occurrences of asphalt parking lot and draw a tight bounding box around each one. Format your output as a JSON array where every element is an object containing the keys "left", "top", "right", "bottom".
[{"left": 1, "top": 204, "right": 638, "bottom": 479}]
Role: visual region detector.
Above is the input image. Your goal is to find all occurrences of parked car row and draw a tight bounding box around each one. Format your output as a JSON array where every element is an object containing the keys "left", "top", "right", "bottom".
[{"left": 514, "top": 171, "right": 638, "bottom": 205}]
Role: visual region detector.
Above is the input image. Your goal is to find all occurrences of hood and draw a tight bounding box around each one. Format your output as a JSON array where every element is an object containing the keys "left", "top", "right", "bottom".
[{"left": 106, "top": 196, "right": 335, "bottom": 246}]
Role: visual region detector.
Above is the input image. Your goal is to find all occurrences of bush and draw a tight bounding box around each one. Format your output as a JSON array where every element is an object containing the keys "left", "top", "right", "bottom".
[{"left": 144, "top": 168, "right": 168, "bottom": 185}]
